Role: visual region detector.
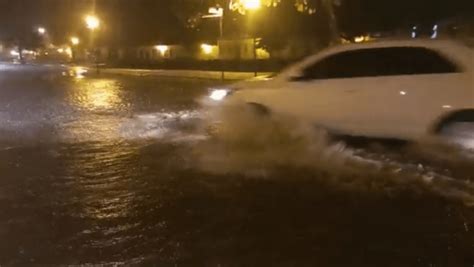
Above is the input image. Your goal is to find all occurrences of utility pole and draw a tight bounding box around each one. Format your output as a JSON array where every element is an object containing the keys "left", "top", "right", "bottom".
[
  {"left": 220, "top": 7, "right": 225, "bottom": 80},
  {"left": 203, "top": 5, "right": 226, "bottom": 80},
  {"left": 322, "top": 0, "right": 341, "bottom": 44}
]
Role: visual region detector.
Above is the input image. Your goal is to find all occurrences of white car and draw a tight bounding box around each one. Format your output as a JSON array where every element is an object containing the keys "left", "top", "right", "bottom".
[{"left": 209, "top": 39, "right": 474, "bottom": 145}]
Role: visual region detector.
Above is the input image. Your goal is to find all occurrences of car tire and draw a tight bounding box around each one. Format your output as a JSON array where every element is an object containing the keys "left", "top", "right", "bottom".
[
  {"left": 246, "top": 102, "right": 271, "bottom": 117},
  {"left": 437, "top": 111, "right": 474, "bottom": 149}
]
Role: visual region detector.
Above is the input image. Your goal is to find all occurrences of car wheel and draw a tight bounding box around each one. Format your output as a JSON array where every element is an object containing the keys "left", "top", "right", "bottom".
[
  {"left": 439, "top": 116, "right": 474, "bottom": 149},
  {"left": 246, "top": 102, "right": 271, "bottom": 117}
]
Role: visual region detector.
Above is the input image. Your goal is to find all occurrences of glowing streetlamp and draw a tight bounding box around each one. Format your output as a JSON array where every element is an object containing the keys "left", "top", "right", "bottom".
[
  {"left": 202, "top": 7, "right": 224, "bottom": 38},
  {"left": 84, "top": 15, "right": 101, "bottom": 72},
  {"left": 71, "top": 37, "right": 80, "bottom": 46},
  {"left": 242, "top": 0, "right": 261, "bottom": 10},
  {"left": 230, "top": 0, "right": 263, "bottom": 76},
  {"left": 85, "top": 15, "right": 100, "bottom": 30},
  {"left": 230, "top": 0, "right": 262, "bottom": 13},
  {"left": 37, "top": 27, "right": 46, "bottom": 35}
]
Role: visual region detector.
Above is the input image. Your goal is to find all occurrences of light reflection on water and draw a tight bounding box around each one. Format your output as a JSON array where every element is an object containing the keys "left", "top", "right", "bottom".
[
  {"left": 56, "top": 76, "right": 206, "bottom": 143},
  {"left": 71, "top": 78, "right": 124, "bottom": 112},
  {"left": 63, "top": 141, "right": 141, "bottom": 221}
]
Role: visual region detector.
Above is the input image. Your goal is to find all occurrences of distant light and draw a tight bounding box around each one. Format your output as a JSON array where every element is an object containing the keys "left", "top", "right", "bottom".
[
  {"left": 57, "top": 48, "right": 64, "bottom": 53},
  {"left": 10, "top": 50, "right": 19, "bottom": 56},
  {"left": 354, "top": 36, "right": 365, "bottom": 43},
  {"left": 411, "top": 26, "right": 417, "bottom": 39},
  {"left": 22, "top": 50, "right": 35, "bottom": 55},
  {"left": 209, "top": 89, "right": 229, "bottom": 101},
  {"left": 201, "top": 44, "right": 214, "bottom": 55},
  {"left": 74, "top": 67, "right": 88, "bottom": 79},
  {"left": 442, "top": 105, "right": 452, "bottom": 109},
  {"left": 431, "top": 24, "right": 438, "bottom": 39},
  {"left": 400, "top": 91, "right": 407, "bottom": 95},
  {"left": 38, "top": 27, "right": 46, "bottom": 35},
  {"left": 155, "top": 45, "right": 169, "bottom": 56},
  {"left": 85, "top": 15, "right": 100, "bottom": 30},
  {"left": 71, "top": 37, "right": 80, "bottom": 45},
  {"left": 65, "top": 47, "right": 73, "bottom": 57},
  {"left": 242, "top": 0, "right": 261, "bottom": 10}
]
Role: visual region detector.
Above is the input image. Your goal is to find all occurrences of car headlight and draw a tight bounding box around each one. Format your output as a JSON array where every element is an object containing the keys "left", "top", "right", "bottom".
[{"left": 209, "top": 89, "right": 230, "bottom": 101}]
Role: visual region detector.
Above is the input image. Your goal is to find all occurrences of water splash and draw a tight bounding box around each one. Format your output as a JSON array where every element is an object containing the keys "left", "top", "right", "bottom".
[
  {"left": 191, "top": 104, "right": 474, "bottom": 206},
  {"left": 120, "top": 110, "right": 207, "bottom": 142}
]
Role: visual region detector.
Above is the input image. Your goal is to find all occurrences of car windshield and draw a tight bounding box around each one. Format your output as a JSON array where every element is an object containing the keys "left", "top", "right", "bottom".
[{"left": 0, "top": 1, "right": 473, "bottom": 266}]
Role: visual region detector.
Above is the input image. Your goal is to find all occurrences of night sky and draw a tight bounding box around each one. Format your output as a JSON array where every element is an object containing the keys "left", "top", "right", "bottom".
[{"left": 0, "top": 0, "right": 472, "bottom": 44}]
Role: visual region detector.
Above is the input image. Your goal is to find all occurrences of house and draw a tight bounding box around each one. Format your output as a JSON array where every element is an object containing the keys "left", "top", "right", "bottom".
[
  {"left": 218, "top": 38, "right": 257, "bottom": 60},
  {"left": 135, "top": 45, "right": 188, "bottom": 61}
]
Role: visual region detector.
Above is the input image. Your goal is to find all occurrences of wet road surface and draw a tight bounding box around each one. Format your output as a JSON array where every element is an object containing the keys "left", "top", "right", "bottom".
[{"left": 0, "top": 64, "right": 473, "bottom": 266}]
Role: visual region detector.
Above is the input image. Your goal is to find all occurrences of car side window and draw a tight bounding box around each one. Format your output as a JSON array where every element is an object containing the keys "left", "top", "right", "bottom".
[{"left": 298, "top": 47, "right": 460, "bottom": 80}]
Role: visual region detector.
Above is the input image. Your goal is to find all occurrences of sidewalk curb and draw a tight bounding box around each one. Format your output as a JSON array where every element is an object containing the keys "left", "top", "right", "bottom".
[{"left": 97, "top": 68, "right": 273, "bottom": 80}]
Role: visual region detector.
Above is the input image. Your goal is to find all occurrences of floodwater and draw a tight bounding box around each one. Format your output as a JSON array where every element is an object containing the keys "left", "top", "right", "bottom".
[{"left": 0, "top": 64, "right": 473, "bottom": 266}]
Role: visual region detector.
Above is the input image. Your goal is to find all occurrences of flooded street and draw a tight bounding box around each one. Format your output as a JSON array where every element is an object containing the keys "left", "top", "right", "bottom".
[{"left": 0, "top": 64, "right": 473, "bottom": 266}]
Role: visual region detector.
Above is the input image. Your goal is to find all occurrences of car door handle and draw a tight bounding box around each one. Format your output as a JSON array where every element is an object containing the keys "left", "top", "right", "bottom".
[{"left": 344, "top": 89, "right": 356, "bottom": 93}]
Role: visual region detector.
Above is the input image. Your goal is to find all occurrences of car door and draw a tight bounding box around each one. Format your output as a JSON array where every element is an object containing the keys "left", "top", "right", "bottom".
[
  {"left": 277, "top": 53, "right": 366, "bottom": 134},
  {"left": 322, "top": 46, "right": 468, "bottom": 139},
  {"left": 239, "top": 45, "right": 468, "bottom": 139},
  {"left": 261, "top": 49, "right": 391, "bottom": 135},
  {"left": 277, "top": 46, "right": 467, "bottom": 139},
  {"left": 235, "top": 51, "right": 365, "bottom": 133}
]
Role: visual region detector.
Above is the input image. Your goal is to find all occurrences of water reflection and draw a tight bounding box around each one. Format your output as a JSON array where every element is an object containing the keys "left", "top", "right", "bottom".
[
  {"left": 51, "top": 140, "right": 149, "bottom": 258},
  {"left": 71, "top": 78, "right": 124, "bottom": 112},
  {"left": 73, "top": 66, "right": 88, "bottom": 79},
  {"left": 58, "top": 78, "right": 128, "bottom": 141},
  {"left": 87, "top": 81, "right": 119, "bottom": 109}
]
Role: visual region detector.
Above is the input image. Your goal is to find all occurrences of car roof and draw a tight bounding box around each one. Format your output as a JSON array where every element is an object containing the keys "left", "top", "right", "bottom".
[
  {"left": 299, "top": 38, "right": 473, "bottom": 71},
  {"left": 328, "top": 38, "right": 468, "bottom": 52}
]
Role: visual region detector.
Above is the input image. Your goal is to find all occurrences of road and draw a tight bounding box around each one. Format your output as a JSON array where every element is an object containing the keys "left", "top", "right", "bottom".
[{"left": 0, "top": 64, "right": 473, "bottom": 266}]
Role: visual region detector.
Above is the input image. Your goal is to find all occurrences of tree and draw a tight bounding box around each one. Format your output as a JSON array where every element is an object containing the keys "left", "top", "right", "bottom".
[
  {"left": 0, "top": 0, "right": 45, "bottom": 61},
  {"left": 171, "top": 0, "right": 341, "bottom": 54}
]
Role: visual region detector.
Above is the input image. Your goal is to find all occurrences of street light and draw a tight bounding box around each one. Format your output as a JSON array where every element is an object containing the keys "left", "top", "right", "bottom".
[
  {"left": 203, "top": 6, "right": 224, "bottom": 40},
  {"left": 85, "top": 15, "right": 100, "bottom": 30},
  {"left": 85, "top": 15, "right": 100, "bottom": 73},
  {"left": 71, "top": 37, "right": 80, "bottom": 46},
  {"left": 37, "top": 27, "right": 46, "bottom": 35},
  {"left": 242, "top": 0, "right": 261, "bottom": 10},
  {"left": 230, "top": 0, "right": 262, "bottom": 14},
  {"left": 234, "top": 0, "right": 262, "bottom": 76}
]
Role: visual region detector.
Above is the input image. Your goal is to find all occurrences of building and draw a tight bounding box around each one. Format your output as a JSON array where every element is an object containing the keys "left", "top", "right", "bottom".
[
  {"left": 135, "top": 45, "right": 188, "bottom": 61},
  {"left": 218, "top": 38, "right": 270, "bottom": 60}
]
